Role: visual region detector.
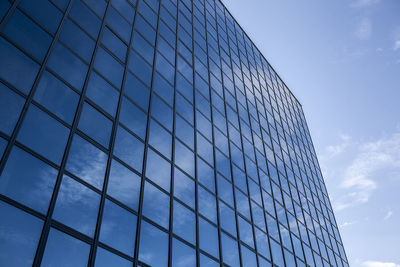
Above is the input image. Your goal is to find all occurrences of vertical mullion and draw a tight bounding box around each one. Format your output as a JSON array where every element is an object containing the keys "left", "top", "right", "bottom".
[
  {"left": 88, "top": 0, "right": 141, "bottom": 265},
  {"left": 201, "top": 0, "right": 223, "bottom": 264},
  {"left": 168, "top": 0, "right": 181, "bottom": 266},
  {"left": 32, "top": 0, "right": 112, "bottom": 265},
  {"left": 132, "top": 0, "right": 163, "bottom": 265}
]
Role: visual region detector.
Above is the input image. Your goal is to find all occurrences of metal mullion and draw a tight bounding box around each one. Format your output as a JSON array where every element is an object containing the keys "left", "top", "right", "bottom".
[
  {"left": 132, "top": 0, "right": 164, "bottom": 265},
  {"left": 98, "top": 242, "right": 135, "bottom": 262},
  {"left": 0, "top": 194, "right": 46, "bottom": 221},
  {"left": 200, "top": 0, "right": 224, "bottom": 265},
  {"left": 50, "top": 219, "right": 93, "bottom": 245},
  {"left": 31, "top": 0, "right": 112, "bottom": 265},
  {"left": 88, "top": 0, "right": 141, "bottom": 265}
]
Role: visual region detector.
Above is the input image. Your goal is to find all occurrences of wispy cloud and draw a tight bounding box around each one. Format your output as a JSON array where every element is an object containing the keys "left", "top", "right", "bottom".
[
  {"left": 334, "top": 131, "right": 400, "bottom": 211},
  {"left": 355, "top": 18, "right": 372, "bottom": 40},
  {"left": 339, "top": 220, "right": 358, "bottom": 228},
  {"left": 384, "top": 210, "right": 393, "bottom": 220},
  {"left": 325, "top": 134, "right": 352, "bottom": 159},
  {"left": 351, "top": 0, "right": 381, "bottom": 7},
  {"left": 362, "top": 261, "right": 400, "bottom": 267}
]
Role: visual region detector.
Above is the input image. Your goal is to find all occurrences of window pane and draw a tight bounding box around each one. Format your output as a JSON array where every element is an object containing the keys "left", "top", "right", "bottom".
[
  {"left": 128, "top": 51, "right": 153, "bottom": 86},
  {"left": 145, "top": 148, "right": 171, "bottom": 191},
  {"left": 238, "top": 216, "right": 254, "bottom": 248},
  {"left": 139, "top": 220, "right": 168, "bottom": 267},
  {"left": 3, "top": 9, "right": 52, "bottom": 61},
  {"left": 217, "top": 175, "right": 234, "bottom": 207},
  {"left": 106, "top": 6, "right": 131, "bottom": 42},
  {"left": 69, "top": 0, "right": 101, "bottom": 38},
  {"left": 94, "top": 47, "right": 124, "bottom": 88},
  {"left": 198, "top": 186, "right": 217, "bottom": 222},
  {"left": 219, "top": 201, "right": 237, "bottom": 237},
  {"left": 18, "top": 105, "right": 69, "bottom": 164},
  {"left": 241, "top": 244, "right": 257, "bottom": 267},
  {"left": 102, "top": 27, "right": 127, "bottom": 62},
  {"left": 66, "top": 135, "right": 107, "bottom": 189},
  {"left": 47, "top": 42, "right": 88, "bottom": 91},
  {"left": 199, "top": 217, "right": 219, "bottom": 259},
  {"left": 172, "top": 238, "right": 196, "bottom": 267},
  {"left": 0, "top": 201, "right": 43, "bottom": 266},
  {"left": 78, "top": 102, "right": 113, "bottom": 148},
  {"left": 150, "top": 95, "right": 173, "bottom": 131},
  {"left": 173, "top": 168, "right": 195, "bottom": 209},
  {"left": 132, "top": 31, "right": 154, "bottom": 64},
  {"left": 100, "top": 200, "right": 137, "bottom": 256},
  {"left": 197, "top": 157, "right": 215, "bottom": 192},
  {"left": 34, "top": 71, "right": 79, "bottom": 125},
  {"left": 173, "top": 200, "right": 195, "bottom": 244},
  {"left": 221, "top": 232, "right": 240, "bottom": 267},
  {"left": 0, "top": 37, "right": 39, "bottom": 94},
  {"left": 124, "top": 72, "right": 150, "bottom": 111},
  {"left": 0, "top": 83, "right": 25, "bottom": 135},
  {"left": 86, "top": 72, "right": 119, "bottom": 117},
  {"left": 114, "top": 126, "right": 144, "bottom": 172},
  {"left": 175, "top": 115, "right": 194, "bottom": 149},
  {"left": 41, "top": 228, "right": 90, "bottom": 267},
  {"left": 0, "top": 138, "right": 6, "bottom": 158},
  {"left": 95, "top": 247, "right": 132, "bottom": 267},
  {"left": 149, "top": 119, "right": 172, "bottom": 159},
  {"left": 53, "top": 175, "right": 100, "bottom": 236},
  {"left": 153, "top": 72, "right": 173, "bottom": 106},
  {"left": 19, "top": 0, "right": 62, "bottom": 34},
  {"left": 0, "top": 146, "right": 57, "bottom": 214},
  {"left": 142, "top": 181, "right": 170, "bottom": 229},
  {"left": 200, "top": 253, "right": 219, "bottom": 267},
  {"left": 120, "top": 97, "right": 147, "bottom": 139},
  {"left": 59, "top": 19, "right": 95, "bottom": 63},
  {"left": 107, "top": 159, "right": 141, "bottom": 211},
  {"left": 174, "top": 140, "right": 194, "bottom": 177}
]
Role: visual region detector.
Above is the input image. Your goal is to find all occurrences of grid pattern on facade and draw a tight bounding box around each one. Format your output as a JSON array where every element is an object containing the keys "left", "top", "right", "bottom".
[{"left": 0, "top": 0, "right": 348, "bottom": 266}]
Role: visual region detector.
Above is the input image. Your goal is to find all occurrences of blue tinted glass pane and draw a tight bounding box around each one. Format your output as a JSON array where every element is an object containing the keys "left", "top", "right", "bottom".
[
  {"left": 106, "top": 6, "right": 131, "bottom": 42},
  {"left": 86, "top": 72, "right": 119, "bottom": 117},
  {"left": 139, "top": 220, "right": 168, "bottom": 267},
  {"left": 114, "top": 126, "right": 144, "bottom": 172},
  {"left": 0, "top": 147, "right": 57, "bottom": 213},
  {"left": 18, "top": 105, "right": 69, "bottom": 164},
  {"left": 128, "top": 51, "right": 153, "bottom": 86},
  {"left": 221, "top": 233, "right": 240, "bottom": 267},
  {"left": 52, "top": 0, "right": 69, "bottom": 10},
  {"left": 216, "top": 150, "right": 231, "bottom": 179},
  {"left": 124, "top": 72, "right": 150, "bottom": 111},
  {"left": 70, "top": 0, "right": 101, "bottom": 38},
  {"left": 0, "top": 138, "right": 6, "bottom": 158},
  {"left": 0, "top": 83, "right": 25, "bottom": 135},
  {"left": 41, "top": 228, "right": 90, "bottom": 267},
  {"left": 175, "top": 140, "right": 194, "bottom": 177},
  {"left": 0, "top": 37, "right": 39, "bottom": 94},
  {"left": 153, "top": 72, "right": 173, "bottom": 106},
  {"left": 197, "top": 135, "right": 213, "bottom": 167},
  {"left": 149, "top": 119, "right": 171, "bottom": 159},
  {"left": 66, "top": 135, "right": 107, "bottom": 189},
  {"left": 197, "top": 158, "right": 215, "bottom": 192},
  {"left": 53, "top": 175, "right": 100, "bottom": 236},
  {"left": 199, "top": 218, "right": 219, "bottom": 259},
  {"left": 112, "top": 0, "right": 135, "bottom": 23},
  {"left": 241, "top": 245, "right": 257, "bottom": 267},
  {"left": 172, "top": 238, "right": 196, "bottom": 267},
  {"left": 151, "top": 95, "right": 172, "bottom": 131},
  {"left": 175, "top": 115, "right": 194, "bottom": 148},
  {"left": 95, "top": 247, "right": 132, "bottom": 267},
  {"left": 177, "top": 72, "right": 193, "bottom": 102},
  {"left": 255, "top": 228, "right": 270, "bottom": 259},
  {"left": 238, "top": 217, "right": 254, "bottom": 248},
  {"left": 145, "top": 148, "right": 171, "bottom": 191},
  {"left": 236, "top": 192, "right": 250, "bottom": 219},
  {"left": 218, "top": 175, "right": 234, "bottom": 207},
  {"left": 84, "top": 0, "right": 107, "bottom": 17},
  {"left": 107, "top": 159, "right": 141, "bottom": 211},
  {"left": 19, "top": 0, "right": 63, "bottom": 33},
  {"left": 35, "top": 71, "right": 79, "bottom": 124},
  {"left": 198, "top": 186, "right": 217, "bottom": 222},
  {"left": 200, "top": 253, "right": 219, "bottom": 267},
  {"left": 78, "top": 103, "right": 112, "bottom": 148},
  {"left": 219, "top": 201, "right": 236, "bottom": 237},
  {"left": 173, "top": 168, "right": 195, "bottom": 209},
  {"left": 155, "top": 53, "right": 174, "bottom": 85},
  {"left": 48, "top": 42, "right": 88, "bottom": 91},
  {"left": 119, "top": 97, "right": 147, "bottom": 139},
  {"left": 132, "top": 31, "right": 154, "bottom": 64},
  {"left": 142, "top": 181, "right": 169, "bottom": 228},
  {"left": 135, "top": 14, "right": 155, "bottom": 44},
  {"left": 94, "top": 48, "right": 124, "bottom": 88},
  {"left": 176, "top": 93, "right": 194, "bottom": 124},
  {"left": 100, "top": 200, "right": 137, "bottom": 256},
  {"left": 0, "top": 201, "right": 43, "bottom": 266},
  {"left": 59, "top": 19, "right": 95, "bottom": 63},
  {"left": 3, "top": 9, "right": 52, "bottom": 61},
  {"left": 271, "top": 239, "right": 284, "bottom": 266},
  {"left": 173, "top": 200, "right": 195, "bottom": 244},
  {"left": 102, "top": 27, "right": 127, "bottom": 61}
]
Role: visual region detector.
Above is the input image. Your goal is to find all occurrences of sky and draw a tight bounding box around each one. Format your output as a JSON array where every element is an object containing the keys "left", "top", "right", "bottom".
[{"left": 222, "top": 0, "right": 400, "bottom": 266}]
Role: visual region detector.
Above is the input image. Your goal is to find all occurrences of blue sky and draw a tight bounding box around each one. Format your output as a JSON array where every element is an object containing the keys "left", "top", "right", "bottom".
[{"left": 222, "top": 0, "right": 400, "bottom": 266}]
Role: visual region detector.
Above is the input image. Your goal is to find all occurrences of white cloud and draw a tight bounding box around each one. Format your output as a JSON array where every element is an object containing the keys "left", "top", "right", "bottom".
[
  {"left": 384, "top": 210, "right": 393, "bottom": 220},
  {"left": 339, "top": 221, "right": 358, "bottom": 228},
  {"left": 335, "top": 131, "right": 400, "bottom": 211},
  {"left": 351, "top": 0, "right": 381, "bottom": 7},
  {"left": 355, "top": 18, "right": 372, "bottom": 40},
  {"left": 362, "top": 261, "right": 400, "bottom": 267},
  {"left": 326, "top": 134, "right": 352, "bottom": 158}
]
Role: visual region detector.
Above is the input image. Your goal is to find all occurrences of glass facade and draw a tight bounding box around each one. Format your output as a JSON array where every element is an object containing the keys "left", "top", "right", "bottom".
[{"left": 0, "top": 0, "right": 348, "bottom": 266}]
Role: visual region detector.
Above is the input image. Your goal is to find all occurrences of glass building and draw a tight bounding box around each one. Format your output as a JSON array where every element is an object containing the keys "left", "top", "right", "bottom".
[{"left": 0, "top": 0, "right": 348, "bottom": 266}]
